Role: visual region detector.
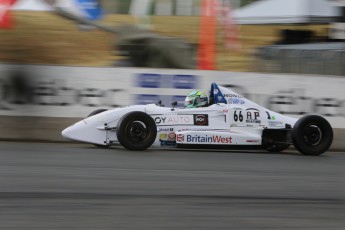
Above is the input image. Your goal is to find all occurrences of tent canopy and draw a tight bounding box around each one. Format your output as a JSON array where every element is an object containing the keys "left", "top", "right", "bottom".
[
  {"left": 233, "top": 0, "right": 340, "bottom": 24},
  {"left": 12, "top": 0, "right": 54, "bottom": 11}
]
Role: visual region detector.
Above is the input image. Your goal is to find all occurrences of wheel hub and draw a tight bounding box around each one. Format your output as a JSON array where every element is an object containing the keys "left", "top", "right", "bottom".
[
  {"left": 304, "top": 125, "right": 322, "bottom": 145},
  {"left": 129, "top": 121, "right": 147, "bottom": 140}
]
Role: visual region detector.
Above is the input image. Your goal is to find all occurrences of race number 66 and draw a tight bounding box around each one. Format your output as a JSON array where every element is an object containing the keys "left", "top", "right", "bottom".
[{"left": 234, "top": 110, "right": 244, "bottom": 122}]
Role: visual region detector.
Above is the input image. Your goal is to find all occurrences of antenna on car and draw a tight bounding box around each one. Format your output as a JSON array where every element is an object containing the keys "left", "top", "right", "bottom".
[
  {"left": 171, "top": 101, "right": 177, "bottom": 111},
  {"left": 157, "top": 100, "right": 164, "bottom": 107}
]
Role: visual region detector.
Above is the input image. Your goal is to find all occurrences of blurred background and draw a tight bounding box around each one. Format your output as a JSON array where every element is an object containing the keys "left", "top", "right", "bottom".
[
  {"left": 1, "top": 3, "right": 345, "bottom": 229},
  {"left": 0, "top": 0, "right": 344, "bottom": 75}
]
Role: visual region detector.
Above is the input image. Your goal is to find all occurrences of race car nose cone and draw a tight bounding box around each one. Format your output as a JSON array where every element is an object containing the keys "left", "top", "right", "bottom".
[
  {"left": 61, "top": 120, "right": 87, "bottom": 141},
  {"left": 61, "top": 119, "right": 107, "bottom": 145},
  {"left": 61, "top": 125, "right": 77, "bottom": 140}
]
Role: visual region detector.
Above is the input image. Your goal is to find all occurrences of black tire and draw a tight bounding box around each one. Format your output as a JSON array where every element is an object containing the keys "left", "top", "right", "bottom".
[
  {"left": 116, "top": 111, "right": 157, "bottom": 151},
  {"left": 292, "top": 115, "right": 333, "bottom": 155},
  {"left": 87, "top": 109, "right": 107, "bottom": 118},
  {"left": 87, "top": 109, "right": 108, "bottom": 148},
  {"left": 266, "top": 144, "right": 290, "bottom": 152}
]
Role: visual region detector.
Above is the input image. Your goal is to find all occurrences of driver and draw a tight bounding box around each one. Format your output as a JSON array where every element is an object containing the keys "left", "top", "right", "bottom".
[{"left": 184, "top": 90, "right": 209, "bottom": 108}]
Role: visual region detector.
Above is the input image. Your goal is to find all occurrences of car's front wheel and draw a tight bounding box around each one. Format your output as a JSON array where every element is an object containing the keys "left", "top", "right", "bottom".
[{"left": 116, "top": 111, "right": 157, "bottom": 151}]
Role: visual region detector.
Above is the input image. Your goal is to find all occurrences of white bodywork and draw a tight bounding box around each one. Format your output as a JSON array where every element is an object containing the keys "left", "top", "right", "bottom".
[{"left": 62, "top": 84, "right": 298, "bottom": 148}]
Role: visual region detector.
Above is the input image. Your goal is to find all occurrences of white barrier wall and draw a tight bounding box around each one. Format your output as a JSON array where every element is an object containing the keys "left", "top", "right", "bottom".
[{"left": 0, "top": 64, "right": 345, "bottom": 129}]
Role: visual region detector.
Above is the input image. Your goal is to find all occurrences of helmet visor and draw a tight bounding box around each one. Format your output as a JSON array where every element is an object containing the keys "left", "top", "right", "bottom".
[{"left": 184, "top": 97, "right": 195, "bottom": 108}]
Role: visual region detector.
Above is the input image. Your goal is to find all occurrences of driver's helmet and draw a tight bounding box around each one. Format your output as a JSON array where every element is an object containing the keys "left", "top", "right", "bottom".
[{"left": 184, "top": 90, "right": 208, "bottom": 108}]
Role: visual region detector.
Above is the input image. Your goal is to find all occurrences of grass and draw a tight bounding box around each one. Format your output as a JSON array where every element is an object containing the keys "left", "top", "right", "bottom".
[{"left": 0, "top": 12, "right": 329, "bottom": 71}]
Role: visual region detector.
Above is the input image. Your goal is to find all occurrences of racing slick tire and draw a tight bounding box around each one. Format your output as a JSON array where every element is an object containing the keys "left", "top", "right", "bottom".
[
  {"left": 87, "top": 109, "right": 108, "bottom": 148},
  {"left": 266, "top": 144, "right": 290, "bottom": 152},
  {"left": 116, "top": 111, "right": 157, "bottom": 151},
  {"left": 292, "top": 115, "right": 333, "bottom": 156}
]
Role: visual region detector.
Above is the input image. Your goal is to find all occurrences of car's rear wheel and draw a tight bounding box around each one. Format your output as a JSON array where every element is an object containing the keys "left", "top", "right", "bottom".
[
  {"left": 87, "top": 109, "right": 108, "bottom": 148},
  {"left": 116, "top": 111, "right": 157, "bottom": 151},
  {"left": 292, "top": 115, "right": 333, "bottom": 155}
]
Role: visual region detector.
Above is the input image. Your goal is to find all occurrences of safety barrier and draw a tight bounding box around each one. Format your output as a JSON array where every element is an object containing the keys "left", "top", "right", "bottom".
[
  {"left": 0, "top": 63, "right": 344, "bottom": 151},
  {"left": 255, "top": 43, "right": 345, "bottom": 76}
]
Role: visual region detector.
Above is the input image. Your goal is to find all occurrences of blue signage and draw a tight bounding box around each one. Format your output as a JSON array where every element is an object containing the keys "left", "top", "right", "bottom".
[
  {"left": 137, "top": 73, "right": 197, "bottom": 89},
  {"left": 137, "top": 74, "right": 162, "bottom": 88},
  {"left": 135, "top": 73, "right": 198, "bottom": 106},
  {"left": 75, "top": 0, "right": 103, "bottom": 20},
  {"left": 173, "top": 75, "right": 196, "bottom": 89}
]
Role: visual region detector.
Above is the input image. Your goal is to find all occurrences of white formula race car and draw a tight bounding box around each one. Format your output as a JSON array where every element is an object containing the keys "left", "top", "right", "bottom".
[{"left": 62, "top": 82, "right": 333, "bottom": 155}]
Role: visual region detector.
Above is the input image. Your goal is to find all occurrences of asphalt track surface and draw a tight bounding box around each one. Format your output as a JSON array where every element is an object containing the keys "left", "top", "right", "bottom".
[{"left": 0, "top": 142, "right": 344, "bottom": 229}]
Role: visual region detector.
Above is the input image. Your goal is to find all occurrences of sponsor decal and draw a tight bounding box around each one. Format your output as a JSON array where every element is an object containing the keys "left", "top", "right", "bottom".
[
  {"left": 246, "top": 140, "right": 259, "bottom": 143},
  {"left": 168, "top": 132, "right": 176, "bottom": 140},
  {"left": 193, "top": 114, "right": 209, "bottom": 126},
  {"left": 223, "top": 94, "right": 243, "bottom": 98},
  {"left": 158, "top": 128, "right": 174, "bottom": 132},
  {"left": 228, "top": 98, "right": 245, "bottom": 105},
  {"left": 213, "top": 89, "right": 219, "bottom": 94},
  {"left": 155, "top": 117, "right": 165, "bottom": 124},
  {"left": 246, "top": 120, "right": 261, "bottom": 124},
  {"left": 176, "top": 134, "right": 184, "bottom": 142},
  {"left": 159, "top": 133, "right": 167, "bottom": 139},
  {"left": 153, "top": 115, "right": 193, "bottom": 125},
  {"left": 160, "top": 140, "right": 176, "bottom": 146},
  {"left": 186, "top": 135, "right": 232, "bottom": 144},
  {"left": 177, "top": 129, "right": 189, "bottom": 132},
  {"left": 246, "top": 108, "right": 261, "bottom": 124},
  {"left": 268, "top": 121, "right": 284, "bottom": 127}
]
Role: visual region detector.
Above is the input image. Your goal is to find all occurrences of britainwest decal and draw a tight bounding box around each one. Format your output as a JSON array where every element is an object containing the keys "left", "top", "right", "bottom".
[{"left": 185, "top": 134, "right": 232, "bottom": 144}]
